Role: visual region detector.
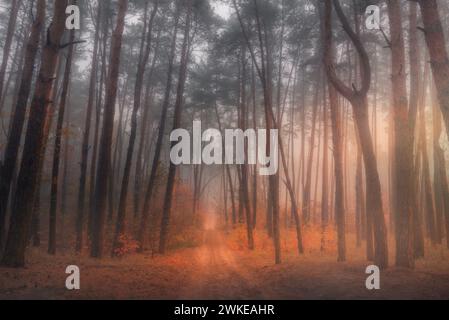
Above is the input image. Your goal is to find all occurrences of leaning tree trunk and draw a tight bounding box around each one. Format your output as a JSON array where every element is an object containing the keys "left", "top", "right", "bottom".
[
  {"left": 418, "top": 0, "right": 449, "bottom": 141},
  {"left": 112, "top": 1, "right": 159, "bottom": 256},
  {"left": 325, "top": 0, "right": 388, "bottom": 268},
  {"left": 1, "top": 0, "right": 69, "bottom": 268},
  {"left": 91, "top": 0, "right": 128, "bottom": 258}
]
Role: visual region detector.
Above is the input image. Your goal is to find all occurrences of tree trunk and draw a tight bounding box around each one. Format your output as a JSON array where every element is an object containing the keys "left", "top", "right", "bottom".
[
  {"left": 387, "top": 0, "right": 415, "bottom": 268},
  {"left": 159, "top": 0, "right": 193, "bottom": 254},
  {"left": 239, "top": 46, "right": 254, "bottom": 249},
  {"left": 251, "top": 63, "right": 258, "bottom": 230},
  {"left": 75, "top": 1, "right": 102, "bottom": 253},
  {"left": 0, "top": 0, "right": 45, "bottom": 251},
  {"left": 325, "top": 0, "right": 388, "bottom": 268},
  {"left": 112, "top": 1, "right": 158, "bottom": 256},
  {"left": 134, "top": 30, "right": 161, "bottom": 218},
  {"left": 321, "top": 0, "right": 346, "bottom": 262},
  {"left": 91, "top": 0, "right": 128, "bottom": 258},
  {"left": 353, "top": 98, "right": 388, "bottom": 268},
  {"left": 302, "top": 74, "right": 320, "bottom": 223},
  {"left": 0, "top": 0, "right": 22, "bottom": 103},
  {"left": 409, "top": 1, "right": 425, "bottom": 259},
  {"left": 321, "top": 88, "right": 329, "bottom": 229},
  {"left": 355, "top": 138, "right": 364, "bottom": 248},
  {"left": 138, "top": 6, "right": 180, "bottom": 252},
  {"left": 419, "top": 98, "right": 437, "bottom": 245},
  {"left": 418, "top": 0, "right": 449, "bottom": 140},
  {"left": 48, "top": 27, "right": 76, "bottom": 255},
  {"left": 1, "top": 0, "right": 69, "bottom": 268},
  {"left": 432, "top": 86, "right": 446, "bottom": 246},
  {"left": 88, "top": 3, "right": 110, "bottom": 239}
]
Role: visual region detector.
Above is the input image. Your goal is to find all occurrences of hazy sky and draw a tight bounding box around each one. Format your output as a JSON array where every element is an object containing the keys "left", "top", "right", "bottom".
[{"left": 212, "top": 1, "right": 231, "bottom": 20}]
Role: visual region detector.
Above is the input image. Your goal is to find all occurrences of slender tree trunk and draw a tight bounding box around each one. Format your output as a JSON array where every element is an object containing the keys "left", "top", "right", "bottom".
[
  {"left": 413, "top": 135, "right": 425, "bottom": 258},
  {"left": 159, "top": 0, "right": 193, "bottom": 254},
  {"left": 321, "top": 88, "right": 329, "bottom": 229},
  {"left": 222, "top": 168, "right": 229, "bottom": 229},
  {"left": 215, "top": 105, "right": 237, "bottom": 228},
  {"left": 302, "top": 74, "right": 320, "bottom": 223},
  {"left": 355, "top": 135, "right": 364, "bottom": 248},
  {"left": 138, "top": 6, "right": 180, "bottom": 252},
  {"left": 353, "top": 98, "right": 388, "bottom": 267},
  {"left": 108, "top": 79, "right": 130, "bottom": 223},
  {"left": 418, "top": 0, "right": 449, "bottom": 140},
  {"left": 419, "top": 98, "right": 437, "bottom": 245},
  {"left": 239, "top": 46, "right": 254, "bottom": 249},
  {"left": 432, "top": 86, "right": 446, "bottom": 245},
  {"left": 75, "top": 1, "right": 102, "bottom": 253},
  {"left": 28, "top": 56, "right": 63, "bottom": 247},
  {"left": 387, "top": 0, "right": 415, "bottom": 268},
  {"left": 88, "top": 5, "right": 110, "bottom": 239},
  {"left": 409, "top": 1, "right": 425, "bottom": 259},
  {"left": 325, "top": 0, "right": 388, "bottom": 267},
  {"left": 251, "top": 63, "right": 258, "bottom": 230},
  {"left": 91, "top": 0, "right": 128, "bottom": 258},
  {"left": 48, "top": 27, "right": 76, "bottom": 255},
  {"left": 0, "top": 0, "right": 22, "bottom": 104},
  {"left": 61, "top": 90, "right": 71, "bottom": 250},
  {"left": 321, "top": 1, "right": 346, "bottom": 261},
  {"left": 134, "top": 30, "right": 161, "bottom": 218}
]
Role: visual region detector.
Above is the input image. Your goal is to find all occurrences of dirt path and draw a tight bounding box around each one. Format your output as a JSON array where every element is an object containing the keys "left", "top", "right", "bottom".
[
  {"left": 177, "top": 231, "right": 268, "bottom": 299},
  {"left": 2, "top": 229, "right": 449, "bottom": 299}
]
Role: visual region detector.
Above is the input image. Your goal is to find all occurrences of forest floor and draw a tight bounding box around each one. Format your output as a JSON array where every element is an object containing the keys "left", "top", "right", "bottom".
[{"left": 1, "top": 226, "right": 449, "bottom": 299}]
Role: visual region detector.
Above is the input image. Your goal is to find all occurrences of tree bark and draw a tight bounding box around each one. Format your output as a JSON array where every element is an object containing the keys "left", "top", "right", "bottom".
[
  {"left": 387, "top": 0, "right": 415, "bottom": 268},
  {"left": 91, "top": 0, "right": 128, "bottom": 258},
  {"left": 325, "top": 0, "right": 388, "bottom": 268},
  {"left": 409, "top": 1, "right": 425, "bottom": 259},
  {"left": 0, "top": 0, "right": 22, "bottom": 104},
  {"left": 76, "top": 1, "right": 102, "bottom": 253},
  {"left": 48, "top": 26, "right": 76, "bottom": 255},
  {"left": 418, "top": 0, "right": 449, "bottom": 140},
  {"left": 138, "top": 5, "right": 180, "bottom": 252},
  {"left": 322, "top": 0, "right": 346, "bottom": 262},
  {"left": 1, "top": 0, "right": 69, "bottom": 268},
  {"left": 112, "top": 0, "right": 159, "bottom": 256},
  {"left": 0, "top": 0, "right": 45, "bottom": 251},
  {"left": 159, "top": 0, "right": 193, "bottom": 254}
]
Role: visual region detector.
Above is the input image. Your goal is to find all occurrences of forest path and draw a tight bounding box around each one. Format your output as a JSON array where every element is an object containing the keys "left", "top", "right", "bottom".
[
  {"left": 2, "top": 227, "right": 449, "bottom": 299},
  {"left": 176, "top": 230, "right": 269, "bottom": 299}
]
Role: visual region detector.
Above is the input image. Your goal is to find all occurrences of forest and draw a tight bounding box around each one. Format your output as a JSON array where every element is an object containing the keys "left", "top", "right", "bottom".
[{"left": 1, "top": 0, "right": 449, "bottom": 299}]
